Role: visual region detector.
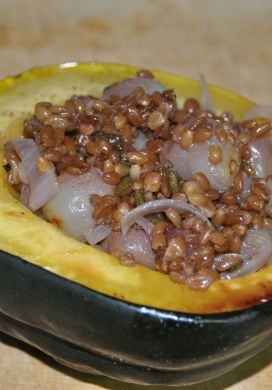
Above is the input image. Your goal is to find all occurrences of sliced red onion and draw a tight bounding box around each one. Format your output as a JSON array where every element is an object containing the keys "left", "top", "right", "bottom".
[
  {"left": 190, "top": 138, "right": 240, "bottom": 192},
  {"left": 83, "top": 96, "right": 96, "bottom": 110},
  {"left": 220, "top": 228, "right": 272, "bottom": 279},
  {"left": 199, "top": 74, "right": 214, "bottom": 112},
  {"left": 188, "top": 141, "right": 211, "bottom": 181},
  {"left": 102, "top": 77, "right": 166, "bottom": 100},
  {"left": 9, "top": 139, "right": 40, "bottom": 168},
  {"left": 17, "top": 162, "right": 29, "bottom": 184},
  {"left": 160, "top": 137, "right": 240, "bottom": 191},
  {"left": 165, "top": 227, "right": 192, "bottom": 241},
  {"left": 133, "top": 131, "right": 147, "bottom": 151},
  {"left": 20, "top": 183, "right": 30, "bottom": 207},
  {"left": 30, "top": 171, "right": 59, "bottom": 211},
  {"left": 99, "top": 239, "right": 109, "bottom": 252},
  {"left": 160, "top": 141, "right": 192, "bottom": 180},
  {"left": 265, "top": 177, "right": 272, "bottom": 217},
  {"left": 135, "top": 217, "right": 154, "bottom": 238},
  {"left": 9, "top": 139, "right": 58, "bottom": 211},
  {"left": 248, "top": 136, "right": 272, "bottom": 178},
  {"left": 244, "top": 105, "right": 272, "bottom": 120},
  {"left": 237, "top": 172, "right": 252, "bottom": 200},
  {"left": 84, "top": 224, "right": 112, "bottom": 246},
  {"left": 43, "top": 168, "right": 114, "bottom": 241},
  {"left": 107, "top": 229, "right": 155, "bottom": 269},
  {"left": 121, "top": 199, "right": 211, "bottom": 236}
]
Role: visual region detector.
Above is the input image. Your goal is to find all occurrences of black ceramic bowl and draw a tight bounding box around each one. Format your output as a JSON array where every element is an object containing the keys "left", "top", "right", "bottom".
[{"left": 0, "top": 63, "right": 271, "bottom": 386}]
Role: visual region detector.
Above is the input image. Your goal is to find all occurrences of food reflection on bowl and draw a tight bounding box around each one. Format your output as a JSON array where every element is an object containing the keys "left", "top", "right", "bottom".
[{"left": 0, "top": 63, "right": 271, "bottom": 385}]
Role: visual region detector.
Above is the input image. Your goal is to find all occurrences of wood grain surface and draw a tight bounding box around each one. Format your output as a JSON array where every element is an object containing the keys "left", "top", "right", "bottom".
[{"left": 0, "top": 1, "right": 271, "bottom": 389}]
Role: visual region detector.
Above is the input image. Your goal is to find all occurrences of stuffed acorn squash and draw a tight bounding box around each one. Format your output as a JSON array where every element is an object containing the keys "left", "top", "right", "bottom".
[
  {"left": 0, "top": 63, "right": 272, "bottom": 386},
  {"left": 0, "top": 63, "right": 272, "bottom": 314}
]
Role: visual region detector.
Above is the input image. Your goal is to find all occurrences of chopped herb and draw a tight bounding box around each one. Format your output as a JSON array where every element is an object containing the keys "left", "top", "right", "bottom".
[
  {"left": 115, "top": 176, "right": 132, "bottom": 196},
  {"left": 132, "top": 222, "right": 142, "bottom": 230},
  {"left": 93, "top": 132, "right": 130, "bottom": 166},
  {"left": 107, "top": 135, "right": 130, "bottom": 165},
  {"left": 228, "top": 264, "right": 241, "bottom": 273},
  {"left": 135, "top": 189, "right": 145, "bottom": 206},
  {"left": 165, "top": 164, "right": 179, "bottom": 194},
  {"left": 146, "top": 214, "right": 161, "bottom": 224}
]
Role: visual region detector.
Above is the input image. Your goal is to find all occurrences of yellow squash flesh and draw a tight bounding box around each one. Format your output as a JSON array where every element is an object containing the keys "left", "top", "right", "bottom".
[{"left": 0, "top": 63, "right": 271, "bottom": 314}]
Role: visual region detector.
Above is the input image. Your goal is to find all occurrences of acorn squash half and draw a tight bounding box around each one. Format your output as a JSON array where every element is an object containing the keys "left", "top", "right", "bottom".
[{"left": 0, "top": 63, "right": 271, "bottom": 385}]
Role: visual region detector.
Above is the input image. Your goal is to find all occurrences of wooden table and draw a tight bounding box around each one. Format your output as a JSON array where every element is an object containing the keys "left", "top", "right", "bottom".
[{"left": 1, "top": 1, "right": 272, "bottom": 388}]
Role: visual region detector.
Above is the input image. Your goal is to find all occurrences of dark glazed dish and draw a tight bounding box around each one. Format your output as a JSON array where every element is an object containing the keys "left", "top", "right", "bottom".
[{"left": 0, "top": 63, "right": 271, "bottom": 385}]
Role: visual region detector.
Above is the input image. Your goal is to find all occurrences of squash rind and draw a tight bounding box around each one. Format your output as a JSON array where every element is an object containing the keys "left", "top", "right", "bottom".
[{"left": 1, "top": 250, "right": 272, "bottom": 385}]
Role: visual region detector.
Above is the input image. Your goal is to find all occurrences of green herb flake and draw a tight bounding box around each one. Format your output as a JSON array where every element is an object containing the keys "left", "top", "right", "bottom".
[
  {"left": 107, "top": 135, "right": 130, "bottom": 166},
  {"left": 165, "top": 165, "right": 179, "bottom": 194},
  {"left": 146, "top": 214, "right": 161, "bottom": 224},
  {"left": 115, "top": 176, "right": 132, "bottom": 196},
  {"left": 135, "top": 189, "right": 145, "bottom": 206},
  {"left": 132, "top": 222, "right": 142, "bottom": 230}
]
